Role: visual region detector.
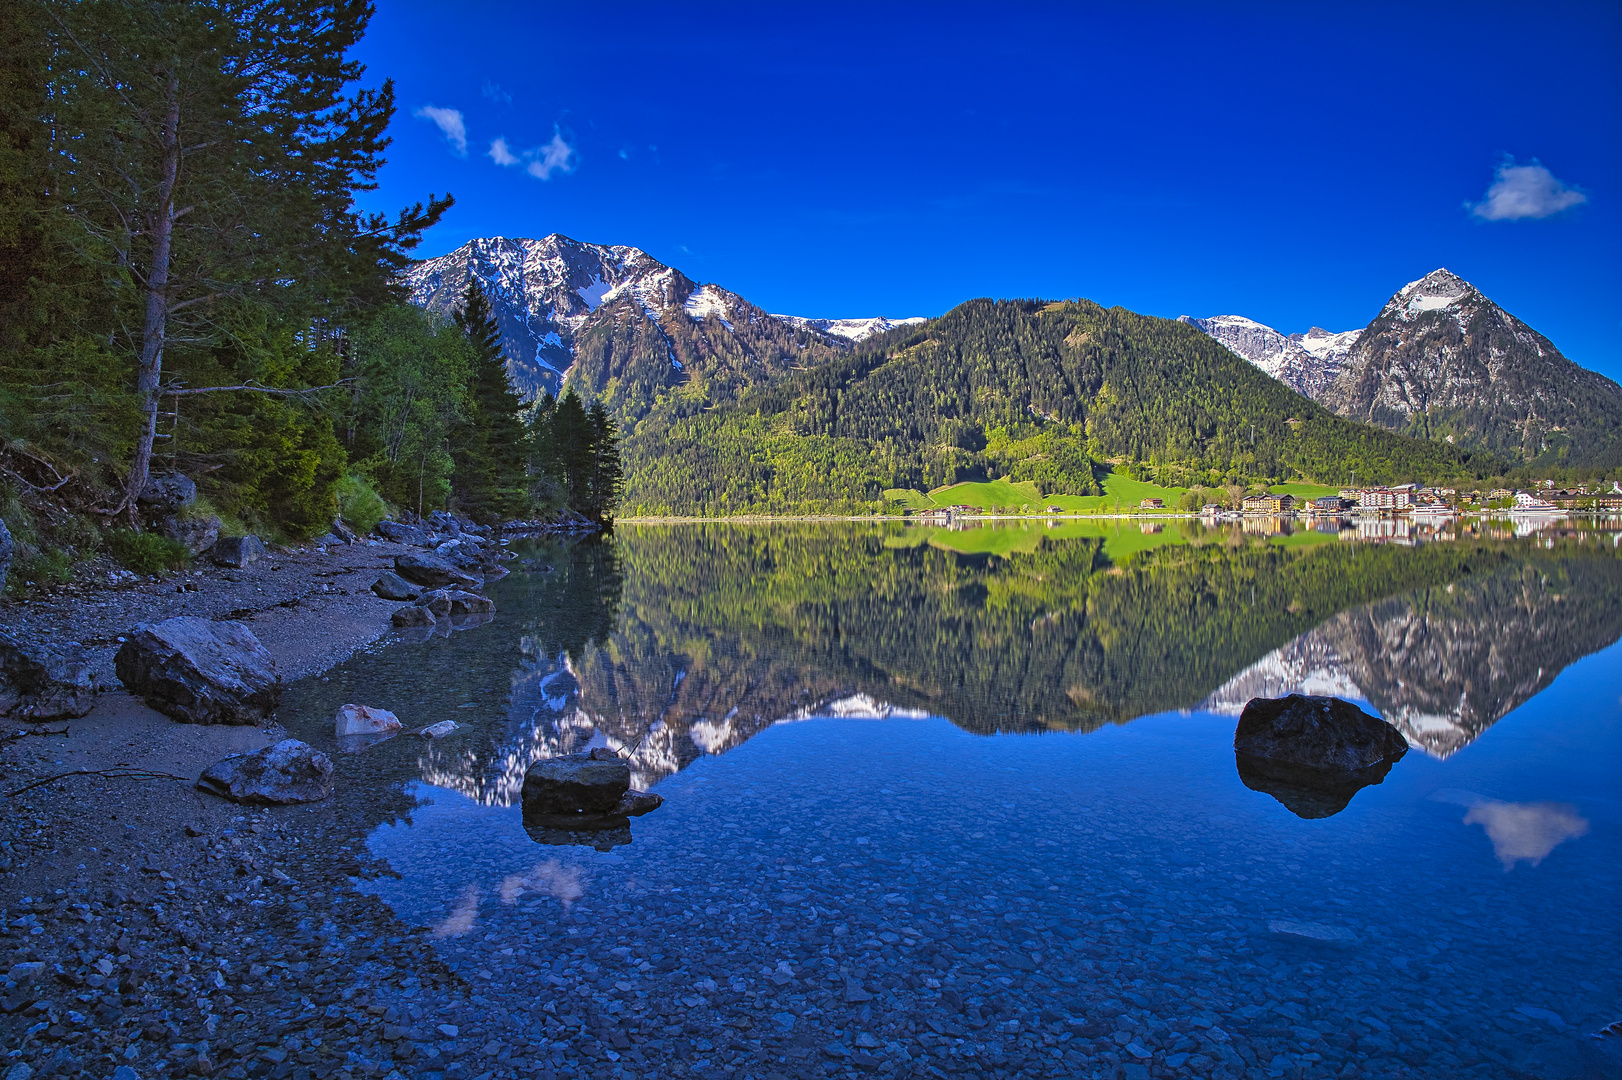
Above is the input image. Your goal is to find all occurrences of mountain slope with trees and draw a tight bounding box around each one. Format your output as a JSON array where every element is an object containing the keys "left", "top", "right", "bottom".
[{"left": 623, "top": 298, "right": 1496, "bottom": 514}]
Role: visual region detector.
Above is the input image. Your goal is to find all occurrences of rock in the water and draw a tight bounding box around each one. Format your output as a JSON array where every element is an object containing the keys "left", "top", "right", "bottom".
[
  {"left": 0, "top": 517, "right": 12, "bottom": 593},
  {"left": 138, "top": 474, "right": 197, "bottom": 512},
  {"left": 391, "top": 604, "right": 434, "bottom": 627},
  {"left": 415, "top": 587, "right": 494, "bottom": 617},
  {"left": 0, "top": 632, "right": 99, "bottom": 719},
  {"left": 161, "top": 514, "right": 221, "bottom": 555},
  {"left": 1267, "top": 919, "right": 1359, "bottom": 948},
  {"left": 334, "top": 703, "right": 400, "bottom": 737},
  {"left": 196, "top": 739, "right": 332, "bottom": 804},
  {"left": 114, "top": 616, "right": 281, "bottom": 725},
  {"left": 1234, "top": 694, "right": 1407, "bottom": 817},
  {"left": 394, "top": 551, "right": 481, "bottom": 589},
  {"left": 616, "top": 790, "right": 663, "bottom": 817},
  {"left": 522, "top": 750, "right": 631, "bottom": 814},
  {"left": 417, "top": 719, "right": 459, "bottom": 738},
  {"left": 370, "top": 571, "right": 421, "bottom": 601},
  {"left": 374, "top": 519, "right": 427, "bottom": 545},
  {"left": 209, "top": 534, "right": 266, "bottom": 568}
]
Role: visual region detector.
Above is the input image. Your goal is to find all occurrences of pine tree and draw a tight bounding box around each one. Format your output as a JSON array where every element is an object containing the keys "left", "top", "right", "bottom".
[
  {"left": 451, "top": 278, "right": 530, "bottom": 522},
  {"left": 40, "top": 0, "right": 452, "bottom": 515},
  {"left": 585, "top": 398, "right": 623, "bottom": 523}
]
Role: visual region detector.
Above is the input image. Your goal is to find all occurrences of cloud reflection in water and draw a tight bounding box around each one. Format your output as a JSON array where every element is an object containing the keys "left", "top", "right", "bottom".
[{"left": 1432, "top": 789, "right": 1591, "bottom": 869}]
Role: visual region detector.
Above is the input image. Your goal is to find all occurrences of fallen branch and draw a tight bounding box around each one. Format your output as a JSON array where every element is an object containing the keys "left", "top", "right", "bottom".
[{"left": 7, "top": 768, "right": 191, "bottom": 798}]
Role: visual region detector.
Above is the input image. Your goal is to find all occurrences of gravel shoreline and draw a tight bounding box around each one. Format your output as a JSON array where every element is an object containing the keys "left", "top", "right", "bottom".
[{"left": 0, "top": 539, "right": 470, "bottom": 1080}]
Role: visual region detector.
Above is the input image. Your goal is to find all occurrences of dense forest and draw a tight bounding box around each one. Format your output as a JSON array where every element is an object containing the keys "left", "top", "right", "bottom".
[
  {"left": 620, "top": 299, "right": 1501, "bottom": 514},
  {"left": 0, "top": 0, "right": 617, "bottom": 592}
]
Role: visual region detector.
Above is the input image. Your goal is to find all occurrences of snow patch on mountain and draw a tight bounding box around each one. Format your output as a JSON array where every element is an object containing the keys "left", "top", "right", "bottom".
[
  {"left": 683, "top": 284, "right": 736, "bottom": 329},
  {"left": 772, "top": 314, "right": 928, "bottom": 343},
  {"left": 1178, "top": 314, "right": 1358, "bottom": 400}
]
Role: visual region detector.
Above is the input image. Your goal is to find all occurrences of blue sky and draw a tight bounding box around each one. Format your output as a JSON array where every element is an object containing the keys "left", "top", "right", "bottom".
[{"left": 355, "top": 1, "right": 1622, "bottom": 381}]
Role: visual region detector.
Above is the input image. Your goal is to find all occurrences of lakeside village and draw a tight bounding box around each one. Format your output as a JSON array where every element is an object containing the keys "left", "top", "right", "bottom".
[{"left": 909, "top": 480, "right": 1622, "bottom": 544}]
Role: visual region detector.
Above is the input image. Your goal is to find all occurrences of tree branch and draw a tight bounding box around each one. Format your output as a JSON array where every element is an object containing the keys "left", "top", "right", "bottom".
[{"left": 161, "top": 378, "right": 354, "bottom": 397}]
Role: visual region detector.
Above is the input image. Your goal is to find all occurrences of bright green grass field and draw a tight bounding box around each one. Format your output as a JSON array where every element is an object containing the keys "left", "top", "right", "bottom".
[
  {"left": 1269, "top": 482, "right": 1341, "bottom": 499},
  {"left": 885, "top": 472, "right": 1188, "bottom": 514},
  {"left": 885, "top": 518, "right": 1192, "bottom": 562}
]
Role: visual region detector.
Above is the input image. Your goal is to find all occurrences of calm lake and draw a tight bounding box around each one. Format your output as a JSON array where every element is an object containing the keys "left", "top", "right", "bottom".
[{"left": 280, "top": 520, "right": 1622, "bottom": 1080}]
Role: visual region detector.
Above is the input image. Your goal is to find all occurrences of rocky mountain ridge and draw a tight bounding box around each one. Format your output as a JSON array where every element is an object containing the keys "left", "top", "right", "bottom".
[
  {"left": 1182, "top": 269, "right": 1622, "bottom": 464},
  {"left": 403, "top": 235, "right": 923, "bottom": 405}
]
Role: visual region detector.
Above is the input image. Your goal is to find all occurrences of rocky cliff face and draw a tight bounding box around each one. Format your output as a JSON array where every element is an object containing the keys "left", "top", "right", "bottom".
[
  {"left": 1176, "top": 315, "right": 1358, "bottom": 400},
  {"left": 1182, "top": 269, "right": 1622, "bottom": 464},
  {"left": 403, "top": 235, "right": 922, "bottom": 422},
  {"left": 1319, "top": 269, "right": 1622, "bottom": 463}
]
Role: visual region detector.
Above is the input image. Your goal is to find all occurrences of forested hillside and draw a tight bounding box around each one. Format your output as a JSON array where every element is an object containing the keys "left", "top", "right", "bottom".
[{"left": 623, "top": 299, "right": 1497, "bottom": 514}]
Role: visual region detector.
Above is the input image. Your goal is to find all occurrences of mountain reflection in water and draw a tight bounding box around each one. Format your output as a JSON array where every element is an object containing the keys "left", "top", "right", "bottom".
[{"left": 295, "top": 521, "right": 1622, "bottom": 808}]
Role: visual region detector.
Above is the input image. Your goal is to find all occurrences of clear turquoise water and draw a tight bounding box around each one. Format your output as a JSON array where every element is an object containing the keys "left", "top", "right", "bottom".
[{"left": 280, "top": 524, "right": 1622, "bottom": 1080}]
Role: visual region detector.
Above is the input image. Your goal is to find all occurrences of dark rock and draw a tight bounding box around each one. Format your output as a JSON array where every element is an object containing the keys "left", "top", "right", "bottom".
[
  {"left": 0, "top": 517, "right": 12, "bottom": 593},
  {"left": 522, "top": 751, "right": 631, "bottom": 814},
  {"left": 137, "top": 474, "right": 197, "bottom": 512},
  {"left": 196, "top": 739, "right": 333, "bottom": 804},
  {"left": 391, "top": 605, "right": 434, "bottom": 628},
  {"left": 415, "top": 588, "right": 494, "bottom": 617},
  {"left": 374, "top": 520, "right": 428, "bottom": 545},
  {"left": 208, "top": 534, "right": 267, "bottom": 568},
  {"left": 616, "top": 790, "right": 663, "bottom": 817},
  {"left": 522, "top": 814, "right": 633, "bottom": 851},
  {"left": 114, "top": 616, "right": 281, "bottom": 725},
  {"left": 370, "top": 571, "right": 421, "bottom": 601},
  {"left": 0, "top": 632, "right": 99, "bottom": 719},
  {"left": 160, "top": 514, "right": 221, "bottom": 555},
  {"left": 1234, "top": 694, "right": 1408, "bottom": 818},
  {"left": 330, "top": 518, "right": 358, "bottom": 544},
  {"left": 394, "top": 552, "right": 481, "bottom": 589}
]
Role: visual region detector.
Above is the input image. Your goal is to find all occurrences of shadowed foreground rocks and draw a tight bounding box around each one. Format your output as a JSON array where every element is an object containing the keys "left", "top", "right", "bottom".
[
  {"left": 1234, "top": 694, "right": 1409, "bottom": 818},
  {"left": 115, "top": 617, "right": 282, "bottom": 725}
]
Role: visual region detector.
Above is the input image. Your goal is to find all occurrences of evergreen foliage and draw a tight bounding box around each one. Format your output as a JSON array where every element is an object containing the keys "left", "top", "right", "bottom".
[
  {"left": 622, "top": 299, "right": 1501, "bottom": 514},
  {"left": 450, "top": 279, "right": 531, "bottom": 522},
  {"left": 530, "top": 391, "right": 623, "bottom": 523}
]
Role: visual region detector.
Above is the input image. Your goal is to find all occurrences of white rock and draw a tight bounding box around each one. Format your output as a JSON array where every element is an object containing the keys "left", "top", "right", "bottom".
[
  {"left": 334, "top": 703, "right": 401, "bottom": 737},
  {"left": 419, "top": 720, "right": 459, "bottom": 738}
]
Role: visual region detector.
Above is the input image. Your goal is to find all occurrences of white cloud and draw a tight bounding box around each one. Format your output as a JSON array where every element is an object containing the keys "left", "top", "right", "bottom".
[
  {"left": 487, "top": 137, "right": 519, "bottom": 166},
  {"left": 413, "top": 105, "right": 467, "bottom": 157},
  {"left": 487, "top": 126, "right": 578, "bottom": 181},
  {"left": 1469, "top": 158, "right": 1588, "bottom": 221},
  {"left": 525, "top": 130, "right": 577, "bottom": 180},
  {"left": 481, "top": 79, "right": 511, "bottom": 106}
]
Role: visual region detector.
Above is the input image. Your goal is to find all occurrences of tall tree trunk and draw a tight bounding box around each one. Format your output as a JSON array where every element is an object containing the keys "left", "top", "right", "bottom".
[{"left": 123, "top": 76, "right": 181, "bottom": 518}]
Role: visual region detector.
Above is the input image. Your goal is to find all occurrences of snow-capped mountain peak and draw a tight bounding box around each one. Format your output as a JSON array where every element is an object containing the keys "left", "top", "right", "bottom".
[
  {"left": 771, "top": 314, "right": 928, "bottom": 343},
  {"left": 1177, "top": 314, "right": 1358, "bottom": 399},
  {"left": 1384, "top": 268, "right": 1475, "bottom": 321}
]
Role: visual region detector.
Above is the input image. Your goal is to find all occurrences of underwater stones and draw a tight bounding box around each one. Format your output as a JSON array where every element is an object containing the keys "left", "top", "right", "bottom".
[
  {"left": 196, "top": 738, "right": 333, "bottom": 804},
  {"left": 1233, "top": 694, "right": 1408, "bottom": 818},
  {"left": 415, "top": 588, "right": 494, "bottom": 617},
  {"left": 1267, "top": 919, "right": 1359, "bottom": 948},
  {"left": 114, "top": 616, "right": 280, "bottom": 725},
  {"left": 208, "top": 534, "right": 266, "bottom": 568},
  {"left": 416, "top": 719, "right": 459, "bottom": 738},
  {"left": 394, "top": 551, "right": 481, "bottom": 589},
  {"left": 0, "top": 631, "right": 98, "bottom": 719},
  {"left": 370, "top": 571, "right": 421, "bottom": 601}
]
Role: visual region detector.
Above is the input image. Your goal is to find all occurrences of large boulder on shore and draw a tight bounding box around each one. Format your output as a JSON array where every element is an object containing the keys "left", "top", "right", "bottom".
[
  {"left": 394, "top": 551, "right": 481, "bottom": 589},
  {"left": 1233, "top": 694, "right": 1408, "bottom": 818},
  {"left": 0, "top": 632, "right": 98, "bottom": 720},
  {"left": 196, "top": 739, "right": 332, "bottom": 804},
  {"left": 209, "top": 534, "right": 266, "bottom": 568},
  {"left": 370, "top": 571, "right": 421, "bottom": 601},
  {"left": 137, "top": 474, "right": 196, "bottom": 513},
  {"left": 522, "top": 750, "right": 631, "bottom": 814},
  {"left": 161, "top": 514, "right": 221, "bottom": 555},
  {"left": 374, "top": 520, "right": 429, "bottom": 545},
  {"left": 114, "top": 616, "right": 281, "bottom": 725}
]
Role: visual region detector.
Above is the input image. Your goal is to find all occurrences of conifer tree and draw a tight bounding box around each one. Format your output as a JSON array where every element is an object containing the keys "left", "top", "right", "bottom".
[{"left": 451, "top": 278, "right": 530, "bottom": 522}]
